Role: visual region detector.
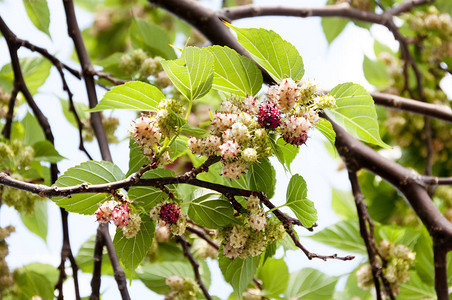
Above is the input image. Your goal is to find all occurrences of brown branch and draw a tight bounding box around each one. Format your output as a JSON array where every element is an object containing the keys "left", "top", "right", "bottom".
[
  {"left": 186, "top": 225, "right": 219, "bottom": 250},
  {"left": 89, "top": 70, "right": 128, "bottom": 86},
  {"left": 62, "top": 0, "right": 112, "bottom": 162},
  {"left": 370, "top": 92, "right": 452, "bottom": 123},
  {"left": 433, "top": 244, "right": 450, "bottom": 300},
  {"left": 186, "top": 179, "right": 353, "bottom": 261},
  {"left": 1, "top": 86, "right": 18, "bottom": 139},
  {"left": 18, "top": 39, "right": 81, "bottom": 79},
  {"left": 348, "top": 169, "right": 394, "bottom": 300},
  {"left": 176, "top": 236, "right": 212, "bottom": 300},
  {"left": 99, "top": 224, "right": 130, "bottom": 300},
  {"left": 147, "top": 0, "right": 274, "bottom": 84},
  {"left": 419, "top": 176, "right": 452, "bottom": 186},
  {"left": 90, "top": 225, "right": 105, "bottom": 300},
  {"left": 329, "top": 116, "right": 452, "bottom": 243},
  {"left": 0, "top": 15, "right": 82, "bottom": 300},
  {"left": 220, "top": 0, "right": 432, "bottom": 22}
]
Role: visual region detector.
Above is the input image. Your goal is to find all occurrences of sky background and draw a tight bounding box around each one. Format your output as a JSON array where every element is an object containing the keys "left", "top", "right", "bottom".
[{"left": 0, "top": 0, "right": 447, "bottom": 299}]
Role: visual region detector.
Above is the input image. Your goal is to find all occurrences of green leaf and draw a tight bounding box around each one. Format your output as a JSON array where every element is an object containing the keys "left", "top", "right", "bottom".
[
  {"left": 414, "top": 228, "right": 434, "bottom": 285},
  {"left": 398, "top": 271, "right": 436, "bottom": 300},
  {"left": 247, "top": 159, "right": 276, "bottom": 199},
  {"left": 19, "top": 200, "right": 48, "bottom": 242},
  {"left": 219, "top": 252, "right": 260, "bottom": 297},
  {"left": 128, "top": 168, "right": 175, "bottom": 211},
  {"left": 270, "top": 133, "right": 299, "bottom": 172},
  {"left": 129, "top": 18, "right": 176, "bottom": 59},
  {"left": 363, "top": 56, "right": 390, "bottom": 88},
  {"left": 91, "top": 81, "right": 165, "bottom": 111},
  {"left": 310, "top": 220, "right": 366, "bottom": 254},
  {"left": 436, "top": 0, "right": 452, "bottom": 15},
  {"left": 285, "top": 268, "right": 338, "bottom": 299},
  {"left": 14, "top": 263, "right": 57, "bottom": 300},
  {"left": 374, "top": 39, "right": 394, "bottom": 56},
  {"left": 207, "top": 45, "right": 263, "bottom": 97},
  {"left": 22, "top": 113, "right": 45, "bottom": 145},
  {"left": 161, "top": 47, "right": 214, "bottom": 101},
  {"left": 342, "top": 267, "right": 372, "bottom": 300},
  {"left": 59, "top": 98, "right": 89, "bottom": 129},
  {"left": 53, "top": 161, "right": 125, "bottom": 214},
  {"left": 32, "top": 140, "right": 65, "bottom": 163},
  {"left": 188, "top": 191, "right": 240, "bottom": 229},
  {"left": 126, "top": 139, "right": 150, "bottom": 177},
  {"left": 168, "top": 136, "right": 188, "bottom": 160},
  {"left": 257, "top": 258, "right": 289, "bottom": 298},
  {"left": 113, "top": 216, "right": 155, "bottom": 271},
  {"left": 316, "top": 118, "right": 336, "bottom": 154},
  {"left": 23, "top": 0, "right": 51, "bottom": 38},
  {"left": 286, "top": 174, "right": 317, "bottom": 228},
  {"left": 331, "top": 188, "right": 356, "bottom": 220},
  {"left": 180, "top": 123, "right": 208, "bottom": 137},
  {"left": 138, "top": 260, "right": 211, "bottom": 295},
  {"left": 325, "top": 82, "right": 390, "bottom": 148},
  {"left": 0, "top": 57, "right": 51, "bottom": 94},
  {"left": 225, "top": 23, "right": 304, "bottom": 82},
  {"left": 76, "top": 235, "right": 113, "bottom": 276},
  {"left": 321, "top": 17, "right": 349, "bottom": 44}
]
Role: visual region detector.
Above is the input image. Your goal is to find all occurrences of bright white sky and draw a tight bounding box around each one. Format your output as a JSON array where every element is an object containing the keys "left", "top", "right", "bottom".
[{"left": 0, "top": 0, "right": 407, "bottom": 298}]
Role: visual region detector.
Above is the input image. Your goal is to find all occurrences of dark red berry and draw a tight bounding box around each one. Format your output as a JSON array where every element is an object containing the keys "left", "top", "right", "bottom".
[
  {"left": 159, "top": 203, "right": 181, "bottom": 225},
  {"left": 258, "top": 102, "right": 281, "bottom": 129},
  {"left": 283, "top": 133, "right": 308, "bottom": 146}
]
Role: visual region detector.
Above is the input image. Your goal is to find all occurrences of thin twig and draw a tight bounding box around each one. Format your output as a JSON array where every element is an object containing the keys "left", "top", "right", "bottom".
[
  {"left": 348, "top": 169, "right": 394, "bottom": 300},
  {"left": 90, "top": 225, "right": 105, "bottom": 300},
  {"left": 89, "top": 70, "right": 128, "bottom": 85},
  {"left": 62, "top": 0, "right": 112, "bottom": 162},
  {"left": 176, "top": 236, "right": 213, "bottom": 300},
  {"left": 1, "top": 86, "right": 18, "bottom": 139}
]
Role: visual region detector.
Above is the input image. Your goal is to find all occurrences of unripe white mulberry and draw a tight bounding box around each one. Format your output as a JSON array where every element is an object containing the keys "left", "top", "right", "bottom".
[
  {"left": 221, "top": 160, "right": 247, "bottom": 179},
  {"left": 219, "top": 141, "right": 240, "bottom": 159},
  {"left": 188, "top": 137, "right": 203, "bottom": 155},
  {"left": 266, "top": 85, "right": 279, "bottom": 103},
  {"left": 155, "top": 223, "right": 171, "bottom": 242},
  {"left": 356, "top": 264, "right": 373, "bottom": 290},
  {"left": 242, "top": 96, "right": 259, "bottom": 115},
  {"left": 220, "top": 101, "right": 240, "bottom": 114},
  {"left": 211, "top": 113, "right": 237, "bottom": 134},
  {"left": 129, "top": 116, "right": 162, "bottom": 156},
  {"left": 242, "top": 148, "right": 258, "bottom": 163},
  {"left": 122, "top": 214, "right": 142, "bottom": 238},
  {"left": 203, "top": 135, "right": 221, "bottom": 155},
  {"left": 314, "top": 94, "right": 336, "bottom": 109},
  {"left": 166, "top": 275, "right": 185, "bottom": 291},
  {"left": 231, "top": 122, "right": 251, "bottom": 143},
  {"left": 278, "top": 78, "right": 299, "bottom": 113},
  {"left": 223, "top": 241, "right": 243, "bottom": 259},
  {"left": 298, "top": 79, "right": 317, "bottom": 105},
  {"left": 229, "top": 225, "right": 248, "bottom": 249},
  {"left": 249, "top": 208, "right": 267, "bottom": 231}
]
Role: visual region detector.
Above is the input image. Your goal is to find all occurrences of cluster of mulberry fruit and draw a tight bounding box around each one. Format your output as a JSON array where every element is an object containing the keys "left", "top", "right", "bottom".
[
  {"left": 129, "top": 99, "right": 186, "bottom": 165},
  {"left": 95, "top": 198, "right": 141, "bottom": 238},
  {"left": 188, "top": 78, "right": 336, "bottom": 179},
  {"left": 150, "top": 202, "right": 187, "bottom": 236},
  {"left": 219, "top": 195, "right": 285, "bottom": 259},
  {"left": 164, "top": 275, "right": 199, "bottom": 300},
  {"left": 356, "top": 239, "right": 415, "bottom": 295}
]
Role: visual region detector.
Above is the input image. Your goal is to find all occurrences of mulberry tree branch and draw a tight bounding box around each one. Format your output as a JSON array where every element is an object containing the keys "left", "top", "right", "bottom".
[
  {"left": 176, "top": 236, "right": 213, "bottom": 300},
  {"left": 0, "top": 14, "right": 81, "bottom": 300},
  {"left": 347, "top": 169, "right": 394, "bottom": 300}
]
